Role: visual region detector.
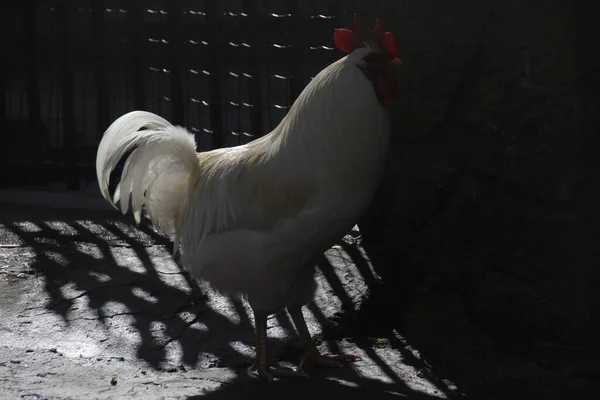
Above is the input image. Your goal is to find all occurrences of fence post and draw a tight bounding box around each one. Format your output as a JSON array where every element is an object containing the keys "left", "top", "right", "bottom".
[
  {"left": 204, "top": 1, "right": 224, "bottom": 149},
  {"left": 56, "top": 1, "right": 78, "bottom": 190},
  {"left": 22, "top": 0, "right": 44, "bottom": 165},
  {"left": 243, "top": 0, "right": 263, "bottom": 138},
  {"left": 91, "top": 1, "right": 109, "bottom": 136},
  {"left": 167, "top": 0, "right": 185, "bottom": 126},
  {"left": 128, "top": 0, "right": 145, "bottom": 110}
]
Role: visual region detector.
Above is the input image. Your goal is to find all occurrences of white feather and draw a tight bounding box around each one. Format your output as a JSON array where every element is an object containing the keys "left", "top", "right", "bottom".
[
  {"left": 96, "top": 111, "right": 172, "bottom": 206},
  {"left": 178, "top": 49, "right": 390, "bottom": 312},
  {"left": 96, "top": 111, "right": 199, "bottom": 237},
  {"left": 96, "top": 47, "right": 391, "bottom": 315}
]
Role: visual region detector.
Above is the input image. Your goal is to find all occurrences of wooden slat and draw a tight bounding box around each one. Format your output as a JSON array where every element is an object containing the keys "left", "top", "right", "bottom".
[
  {"left": 128, "top": 0, "right": 145, "bottom": 110},
  {"left": 168, "top": 0, "right": 185, "bottom": 126},
  {"left": 244, "top": 0, "right": 264, "bottom": 138},
  {"left": 91, "top": 0, "right": 110, "bottom": 136},
  {"left": 285, "top": 0, "right": 302, "bottom": 104},
  {"left": 23, "top": 0, "right": 44, "bottom": 163},
  {"left": 56, "top": 0, "right": 78, "bottom": 190},
  {"left": 205, "top": 0, "right": 224, "bottom": 149}
]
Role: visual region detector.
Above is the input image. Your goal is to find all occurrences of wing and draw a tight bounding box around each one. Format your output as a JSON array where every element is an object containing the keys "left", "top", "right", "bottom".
[
  {"left": 176, "top": 144, "right": 319, "bottom": 276},
  {"left": 181, "top": 145, "right": 316, "bottom": 233}
]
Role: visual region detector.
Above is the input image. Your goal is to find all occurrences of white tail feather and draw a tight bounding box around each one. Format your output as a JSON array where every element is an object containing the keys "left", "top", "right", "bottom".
[{"left": 96, "top": 111, "right": 199, "bottom": 242}]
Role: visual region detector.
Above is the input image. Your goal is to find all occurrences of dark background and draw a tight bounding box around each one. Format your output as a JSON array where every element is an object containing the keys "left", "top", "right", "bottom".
[{"left": 2, "top": 0, "right": 599, "bottom": 398}]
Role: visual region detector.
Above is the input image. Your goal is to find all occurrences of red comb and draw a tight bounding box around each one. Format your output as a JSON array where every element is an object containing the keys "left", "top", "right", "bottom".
[
  {"left": 334, "top": 14, "right": 398, "bottom": 57},
  {"left": 374, "top": 18, "right": 382, "bottom": 32}
]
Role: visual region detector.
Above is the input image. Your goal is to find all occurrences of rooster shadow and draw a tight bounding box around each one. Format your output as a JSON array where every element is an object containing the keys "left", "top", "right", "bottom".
[{"left": 1, "top": 205, "right": 450, "bottom": 399}]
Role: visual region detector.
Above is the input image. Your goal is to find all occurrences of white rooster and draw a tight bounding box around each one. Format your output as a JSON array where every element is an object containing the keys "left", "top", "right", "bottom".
[{"left": 96, "top": 15, "right": 400, "bottom": 380}]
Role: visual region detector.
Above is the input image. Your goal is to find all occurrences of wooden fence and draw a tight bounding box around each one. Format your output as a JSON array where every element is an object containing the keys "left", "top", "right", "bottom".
[{"left": 1, "top": 0, "right": 345, "bottom": 189}]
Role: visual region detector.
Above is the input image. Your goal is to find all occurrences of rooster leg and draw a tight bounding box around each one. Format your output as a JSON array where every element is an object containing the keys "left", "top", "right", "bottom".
[
  {"left": 287, "top": 306, "right": 361, "bottom": 371},
  {"left": 249, "top": 310, "right": 308, "bottom": 381}
]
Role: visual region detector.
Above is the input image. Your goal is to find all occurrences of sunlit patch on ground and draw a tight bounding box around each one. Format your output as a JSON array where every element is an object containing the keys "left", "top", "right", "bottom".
[{"left": 0, "top": 204, "right": 455, "bottom": 398}]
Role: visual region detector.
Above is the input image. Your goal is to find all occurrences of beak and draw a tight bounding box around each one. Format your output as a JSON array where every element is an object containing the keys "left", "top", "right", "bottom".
[{"left": 390, "top": 57, "right": 402, "bottom": 66}]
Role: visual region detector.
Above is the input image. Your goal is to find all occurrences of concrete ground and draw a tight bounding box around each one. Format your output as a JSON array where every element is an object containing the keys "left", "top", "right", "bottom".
[{"left": 0, "top": 188, "right": 459, "bottom": 399}]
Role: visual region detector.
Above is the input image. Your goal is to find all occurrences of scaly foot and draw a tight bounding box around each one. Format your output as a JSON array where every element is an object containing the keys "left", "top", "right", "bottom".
[
  {"left": 251, "top": 310, "right": 310, "bottom": 381},
  {"left": 287, "top": 306, "right": 361, "bottom": 372}
]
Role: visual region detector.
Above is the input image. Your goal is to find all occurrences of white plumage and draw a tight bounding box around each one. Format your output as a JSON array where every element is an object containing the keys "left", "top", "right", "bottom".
[{"left": 97, "top": 44, "right": 395, "bottom": 378}]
